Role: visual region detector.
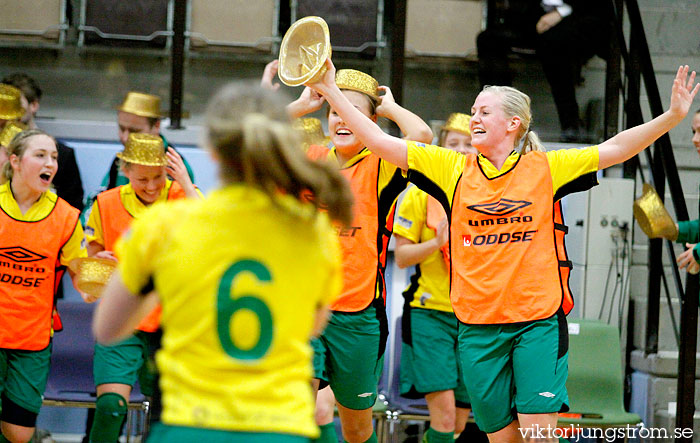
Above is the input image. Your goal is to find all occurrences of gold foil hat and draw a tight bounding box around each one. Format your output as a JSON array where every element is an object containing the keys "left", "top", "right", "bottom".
[
  {"left": 117, "top": 92, "right": 163, "bottom": 118},
  {"left": 294, "top": 117, "right": 329, "bottom": 150},
  {"left": 278, "top": 16, "right": 332, "bottom": 86},
  {"left": 442, "top": 113, "right": 471, "bottom": 136},
  {"left": 0, "top": 84, "right": 25, "bottom": 120},
  {"left": 116, "top": 133, "right": 167, "bottom": 166},
  {"left": 335, "top": 69, "right": 379, "bottom": 102},
  {"left": 633, "top": 183, "right": 678, "bottom": 240},
  {"left": 70, "top": 257, "right": 117, "bottom": 299},
  {"left": 0, "top": 121, "right": 27, "bottom": 148}
]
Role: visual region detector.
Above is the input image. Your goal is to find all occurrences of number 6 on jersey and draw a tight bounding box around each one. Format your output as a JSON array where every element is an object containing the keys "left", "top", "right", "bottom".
[{"left": 216, "top": 259, "right": 274, "bottom": 360}]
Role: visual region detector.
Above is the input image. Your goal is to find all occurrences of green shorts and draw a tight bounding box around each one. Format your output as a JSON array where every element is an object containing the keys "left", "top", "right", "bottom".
[
  {"left": 93, "top": 330, "right": 160, "bottom": 396},
  {"left": 312, "top": 302, "right": 387, "bottom": 410},
  {"left": 458, "top": 313, "right": 569, "bottom": 434},
  {"left": 147, "top": 423, "right": 310, "bottom": 443},
  {"left": 400, "top": 308, "right": 469, "bottom": 406},
  {"left": 0, "top": 343, "right": 52, "bottom": 414}
]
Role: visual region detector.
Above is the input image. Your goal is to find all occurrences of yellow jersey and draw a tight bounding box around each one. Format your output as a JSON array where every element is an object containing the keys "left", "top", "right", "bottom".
[
  {"left": 404, "top": 142, "right": 599, "bottom": 323},
  {"left": 116, "top": 184, "right": 342, "bottom": 437},
  {"left": 394, "top": 185, "right": 452, "bottom": 312},
  {"left": 405, "top": 142, "right": 599, "bottom": 206},
  {"left": 0, "top": 182, "right": 85, "bottom": 268}
]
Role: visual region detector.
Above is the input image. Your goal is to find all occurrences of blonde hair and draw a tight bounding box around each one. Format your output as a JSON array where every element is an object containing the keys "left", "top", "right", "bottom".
[
  {"left": 438, "top": 129, "right": 470, "bottom": 147},
  {"left": 437, "top": 130, "right": 449, "bottom": 147},
  {"left": 1, "top": 129, "right": 55, "bottom": 183},
  {"left": 482, "top": 85, "right": 545, "bottom": 154},
  {"left": 205, "top": 82, "right": 353, "bottom": 225}
]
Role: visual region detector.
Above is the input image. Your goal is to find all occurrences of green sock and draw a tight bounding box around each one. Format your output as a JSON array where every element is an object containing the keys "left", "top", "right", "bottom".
[
  {"left": 313, "top": 422, "right": 338, "bottom": 443},
  {"left": 89, "top": 392, "right": 128, "bottom": 442},
  {"left": 423, "top": 427, "right": 455, "bottom": 443},
  {"left": 344, "top": 431, "right": 377, "bottom": 443}
]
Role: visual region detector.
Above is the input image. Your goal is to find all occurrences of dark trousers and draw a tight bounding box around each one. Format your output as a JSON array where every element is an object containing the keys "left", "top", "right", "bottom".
[{"left": 477, "top": 14, "right": 608, "bottom": 132}]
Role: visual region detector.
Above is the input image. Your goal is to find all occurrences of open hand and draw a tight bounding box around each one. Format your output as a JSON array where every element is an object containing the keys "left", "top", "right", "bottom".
[
  {"left": 677, "top": 243, "right": 699, "bottom": 272},
  {"left": 669, "top": 65, "right": 699, "bottom": 120}
]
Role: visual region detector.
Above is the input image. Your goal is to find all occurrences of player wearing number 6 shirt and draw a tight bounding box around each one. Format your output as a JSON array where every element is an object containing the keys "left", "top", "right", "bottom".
[{"left": 93, "top": 83, "right": 350, "bottom": 443}]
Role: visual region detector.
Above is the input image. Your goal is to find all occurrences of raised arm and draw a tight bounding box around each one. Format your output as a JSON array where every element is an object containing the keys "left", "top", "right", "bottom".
[
  {"left": 307, "top": 59, "right": 409, "bottom": 170},
  {"left": 377, "top": 86, "right": 433, "bottom": 143},
  {"left": 286, "top": 87, "right": 326, "bottom": 119},
  {"left": 598, "top": 66, "right": 698, "bottom": 170},
  {"left": 93, "top": 272, "right": 158, "bottom": 344}
]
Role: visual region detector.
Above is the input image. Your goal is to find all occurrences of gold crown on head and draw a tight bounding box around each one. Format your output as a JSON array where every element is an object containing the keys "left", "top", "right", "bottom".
[
  {"left": 0, "top": 84, "right": 25, "bottom": 120},
  {"left": 117, "top": 91, "right": 163, "bottom": 119},
  {"left": 442, "top": 113, "right": 471, "bottom": 136},
  {"left": 0, "top": 121, "right": 27, "bottom": 147},
  {"left": 69, "top": 257, "right": 118, "bottom": 299},
  {"left": 335, "top": 69, "right": 379, "bottom": 102},
  {"left": 294, "top": 117, "right": 328, "bottom": 148},
  {"left": 116, "top": 133, "right": 167, "bottom": 166}
]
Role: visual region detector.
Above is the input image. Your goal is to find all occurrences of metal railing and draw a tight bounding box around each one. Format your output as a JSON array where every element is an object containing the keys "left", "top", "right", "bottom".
[{"left": 605, "top": 1, "right": 699, "bottom": 439}]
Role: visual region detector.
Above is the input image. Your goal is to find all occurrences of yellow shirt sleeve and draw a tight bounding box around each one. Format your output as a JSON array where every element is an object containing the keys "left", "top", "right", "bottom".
[
  {"left": 378, "top": 157, "right": 399, "bottom": 190},
  {"left": 394, "top": 186, "right": 426, "bottom": 244},
  {"left": 546, "top": 146, "right": 599, "bottom": 195},
  {"left": 406, "top": 141, "right": 466, "bottom": 207},
  {"left": 115, "top": 204, "right": 170, "bottom": 296},
  {"left": 60, "top": 222, "right": 87, "bottom": 267},
  {"left": 85, "top": 200, "right": 104, "bottom": 247}
]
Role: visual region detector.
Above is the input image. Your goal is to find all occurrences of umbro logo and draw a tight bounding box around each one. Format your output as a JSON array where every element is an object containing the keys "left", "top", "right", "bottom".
[
  {"left": 0, "top": 246, "right": 47, "bottom": 263},
  {"left": 467, "top": 199, "right": 532, "bottom": 216}
]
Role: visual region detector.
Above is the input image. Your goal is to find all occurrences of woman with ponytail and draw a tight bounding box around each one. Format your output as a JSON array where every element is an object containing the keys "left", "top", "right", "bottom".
[
  {"left": 93, "top": 82, "right": 350, "bottom": 443},
  {"left": 289, "top": 69, "right": 432, "bottom": 443},
  {"left": 308, "top": 61, "right": 698, "bottom": 442},
  {"left": 0, "top": 130, "right": 87, "bottom": 443},
  {"left": 393, "top": 113, "right": 475, "bottom": 443}
]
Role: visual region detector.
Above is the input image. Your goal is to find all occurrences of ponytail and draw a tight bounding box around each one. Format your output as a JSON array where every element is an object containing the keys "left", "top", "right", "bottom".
[
  {"left": 482, "top": 85, "right": 546, "bottom": 154},
  {"left": 205, "top": 82, "right": 353, "bottom": 225},
  {"left": 521, "top": 129, "right": 546, "bottom": 154}
]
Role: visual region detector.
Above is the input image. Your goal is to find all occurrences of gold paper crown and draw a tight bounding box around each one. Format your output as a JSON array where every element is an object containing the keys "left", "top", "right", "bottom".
[
  {"left": 117, "top": 91, "right": 163, "bottom": 118},
  {"left": 0, "top": 121, "right": 27, "bottom": 147},
  {"left": 278, "top": 16, "right": 332, "bottom": 86},
  {"left": 294, "top": 117, "right": 329, "bottom": 149},
  {"left": 116, "top": 133, "right": 167, "bottom": 166},
  {"left": 70, "top": 257, "right": 118, "bottom": 299},
  {"left": 633, "top": 183, "right": 678, "bottom": 239},
  {"left": 0, "top": 84, "right": 25, "bottom": 120},
  {"left": 336, "top": 69, "right": 379, "bottom": 102},
  {"left": 442, "top": 113, "right": 471, "bottom": 136}
]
